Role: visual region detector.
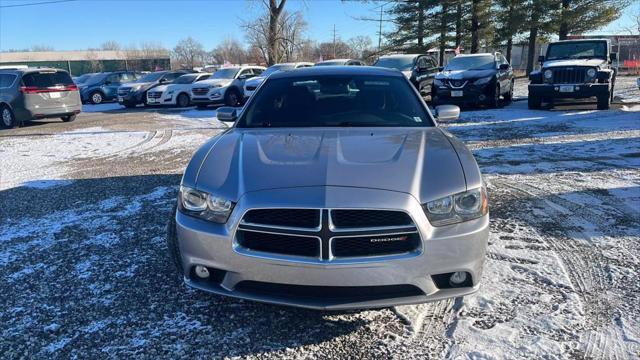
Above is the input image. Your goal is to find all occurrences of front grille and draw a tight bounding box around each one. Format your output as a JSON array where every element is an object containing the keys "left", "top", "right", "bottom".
[
  {"left": 331, "top": 210, "right": 413, "bottom": 229},
  {"left": 117, "top": 88, "right": 131, "bottom": 96},
  {"left": 147, "top": 91, "right": 162, "bottom": 98},
  {"left": 245, "top": 85, "right": 257, "bottom": 91},
  {"left": 234, "top": 281, "right": 424, "bottom": 302},
  {"left": 243, "top": 209, "right": 320, "bottom": 229},
  {"left": 236, "top": 208, "right": 420, "bottom": 261},
  {"left": 192, "top": 87, "right": 209, "bottom": 96},
  {"left": 447, "top": 80, "right": 467, "bottom": 88},
  {"left": 332, "top": 232, "right": 420, "bottom": 257},
  {"left": 550, "top": 67, "right": 589, "bottom": 84},
  {"left": 236, "top": 230, "right": 319, "bottom": 258}
]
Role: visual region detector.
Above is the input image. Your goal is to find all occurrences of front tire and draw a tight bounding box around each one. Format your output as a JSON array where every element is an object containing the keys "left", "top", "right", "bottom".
[
  {"left": 1, "top": 105, "right": 17, "bottom": 129},
  {"left": 528, "top": 94, "right": 542, "bottom": 109},
  {"left": 61, "top": 114, "right": 76, "bottom": 122},
  {"left": 166, "top": 205, "right": 184, "bottom": 276},
  {"left": 89, "top": 91, "right": 104, "bottom": 104},
  {"left": 597, "top": 91, "right": 611, "bottom": 110},
  {"left": 224, "top": 88, "right": 241, "bottom": 107},
  {"left": 177, "top": 93, "right": 190, "bottom": 108}
]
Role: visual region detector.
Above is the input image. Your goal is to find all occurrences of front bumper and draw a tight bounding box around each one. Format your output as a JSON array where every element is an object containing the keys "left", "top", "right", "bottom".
[
  {"left": 432, "top": 82, "right": 493, "bottom": 106},
  {"left": 191, "top": 87, "right": 226, "bottom": 105},
  {"left": 146, "top": 92, "right": 176, "bottom": 105},
  {"left": 528, "top": 83, "right": 609, "bottom": 99},
  {"left": 117, "top": 90, "right": 145, "bottom": 105},
  {"left": 175, "top": 186, "right": 489, "bottom": 310}
]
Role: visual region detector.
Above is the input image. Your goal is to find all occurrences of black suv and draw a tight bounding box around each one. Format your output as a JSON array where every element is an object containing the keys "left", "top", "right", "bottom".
[
  {"left": 117, "top": 70, "right": 192, "bottom": 108},
  {"left": 528, "top": 39, "right": 616, "bottom": 110},
  {"left": 432, "top": 53, "right": 514, "bottom": 108},
  {"left": 373, "top": 54, "right": 438, "bottom": 97}
]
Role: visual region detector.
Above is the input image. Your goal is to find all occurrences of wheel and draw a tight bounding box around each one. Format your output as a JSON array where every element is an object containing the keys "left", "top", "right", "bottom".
[
  {"left": 166, "top": 205, "right": 184, "bottom": 276},
  {"left": 528, "top": 95, "right": 542, "bottom": 109},
  {"left": 61, "top": 114, "right": 76, "bottom": 122},
  {"left": 1, "top": 105, "right": 17, "bottom": 129},
  {"left": 597, "top": 91, "right": 611, "bottom": 110},
  {"left": 504, "top": 80, "right": 514, "bottom": 102},
  {"left": 489, "top": 84, "right": 500, "bottom": 108},
  {"left": 224, "top": 88, "right": 240, "bottom": 107},
  {"left": 89, "top": 91, "right": 104, "bottom": 104},
  {"left": 177, "top": 93, "right": 190, "bottom": 108}
]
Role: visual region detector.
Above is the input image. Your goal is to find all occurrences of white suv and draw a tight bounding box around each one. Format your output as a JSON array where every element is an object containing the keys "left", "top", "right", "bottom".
[
  {"left": 146, "top": 73, "right": 211, "bottom": 107},
  {"left": 191, "top": 66, "right": 265, "bottom": 108}
]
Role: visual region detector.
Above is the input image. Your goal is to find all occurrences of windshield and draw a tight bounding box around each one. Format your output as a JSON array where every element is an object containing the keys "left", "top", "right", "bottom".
[
  {"left": 211, "top": 68, "right": 239, "bottom": 79},
  {"left": 374, "top": 57, "right": 415, "bottom": 71},
  {"left": 173, "top": 74, "right": 198, "bottom": 84},
  {"left": 84, "top": 73, "right": 107, "bottom": 85},
  {"left": 445, "top": 55, "right": 495, "bottom": 71},
  {"left": 137, "top": 72, "right": 165, "bottom": 83},
  {"left": 546, "top": 41, "right": 607, "bottom": 60},
  {"left": 262, "top": 64, "right": 295, "bottom": 77},
  {"left": 237, "top": 75, "right": 434, "bottom": 128}
]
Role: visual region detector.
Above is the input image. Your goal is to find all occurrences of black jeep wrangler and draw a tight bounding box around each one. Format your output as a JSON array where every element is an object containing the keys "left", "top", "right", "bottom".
[{"left": 528, "top": 39, "right": 617, "bottom": 110}]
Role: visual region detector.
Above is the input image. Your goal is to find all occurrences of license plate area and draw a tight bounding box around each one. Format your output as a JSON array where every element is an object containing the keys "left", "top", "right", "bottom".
[
  {"left": 559, "top": 85, "right": 574, "bottom": 93},
  {"left": 49, "top": 92, "right": 61, "bottom": 99},
  {"left": 451, "top": 90, "right": 463, "bottom": 97}
]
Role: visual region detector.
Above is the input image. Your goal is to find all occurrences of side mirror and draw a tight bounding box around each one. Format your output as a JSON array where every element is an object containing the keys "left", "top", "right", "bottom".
[
  {"left": 159, "top": 78, "right": 168, "bottom": 84},
  {"left": 434, "top": 105, "right": 460, "bottom": 122},
  {"left": 538, "top": 55, "right": 545, "bottom": 63},
  {"left": 217, "top": 106, "right": 238, "bottom": 123},
  {"left": 499, "top": 63, "right": 510, "bottom": 70},
  {"left": 610, "top": 52, "right": 617, "bottom": 61}
]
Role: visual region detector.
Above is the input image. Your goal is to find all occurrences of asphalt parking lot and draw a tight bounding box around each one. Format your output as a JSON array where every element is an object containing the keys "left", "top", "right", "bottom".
[{"left": 1, "top": 77, "right": 639, "bottom": 358}]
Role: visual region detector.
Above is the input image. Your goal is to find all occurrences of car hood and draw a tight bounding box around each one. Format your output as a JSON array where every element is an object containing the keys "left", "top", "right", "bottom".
[
  {"left": 435, "top": 69, "right": 495, "bottom": 80},
  {"left": 194, "top": 128, "right": 467, "bottom": 203},
  {"left": 150, "top": 84, "right": 170, "bottom": 92},
  {"left": 122, "top": 81, "right": 156, "bottom": 90},
  {"left": 542, "top": 59, "right": 607, "bottom": 68},
  {"left": 193, "top": 79, "right": 233, "bottom": 88}
]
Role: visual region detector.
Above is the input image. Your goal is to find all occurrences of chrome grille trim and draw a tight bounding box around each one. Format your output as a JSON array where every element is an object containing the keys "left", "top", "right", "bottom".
[{"left": 549, "top": 67, "right": 589, "bottom": 84}]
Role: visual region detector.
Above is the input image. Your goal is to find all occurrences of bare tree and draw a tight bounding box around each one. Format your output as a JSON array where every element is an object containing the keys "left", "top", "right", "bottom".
[
  {"left": 172, "top": 37, "right": 205, "bottom": 69},
  {"left": 243, "top": 8, "right": 307, "bottom": 64},
  {"left": 30, "top": 45, "right": 54, "bottom": 52},
  {"left": 101, "top": 40, "right": 121, "bottom": 51},
  {"left": 211, "top": 38, "right": 249, "bottom": 65},
  {"left": 348, "top": 36, "right": 373, "bottom": 59}
]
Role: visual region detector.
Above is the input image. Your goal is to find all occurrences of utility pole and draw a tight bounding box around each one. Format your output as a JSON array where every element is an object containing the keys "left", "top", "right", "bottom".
[
  {"left": 378, "top": 4, "right": 383, "bottom": 52},
  {"left": 332, "top": 24, "right": 337, "bottom": 59}
]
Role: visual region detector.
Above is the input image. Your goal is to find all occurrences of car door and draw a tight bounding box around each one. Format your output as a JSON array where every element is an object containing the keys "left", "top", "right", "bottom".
[{"left": 103, "top": 73, "right": 121, "bottom": 100}]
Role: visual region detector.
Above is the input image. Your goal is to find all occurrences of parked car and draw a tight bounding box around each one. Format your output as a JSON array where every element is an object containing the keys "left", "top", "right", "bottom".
[
  {"left": 315, "top": 59, "right": 365, "bottom": 66},
  {"left": 79, "top": 71, "right": 141, "bottom": 104},
  {"left": 167, "top": 66, "right": 488, "bottom": 310},
  {"left": 190, "top": 66, "right": 265, "bottom": 108},
  {"left": 529, "top": 39, "right": 617, "bottom": 110},
  {"left": 146, "top": 73, "right": 211, "bottom": 107},
  {"left": 431, "top": 53, "right": 514, "bottom": 108},
  {"left": 1, "top": 67, "right": 81, "bottom": 129},
  {"left": 374, "top": 54, "right": 439, "bottom": 97},
  {"left": 243, "top": 62, "right": 313, "bottom": 100},
  {"left": 117, "top": 70, "right": 191, "bottom": 108},
  {"left": 73, "top": 72, "right": 97, "bottom": 85}
]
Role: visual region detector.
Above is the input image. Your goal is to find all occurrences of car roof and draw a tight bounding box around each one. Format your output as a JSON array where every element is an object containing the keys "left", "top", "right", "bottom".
[
  {"left": 379, "top": 54, "right": 424, "bottom": 58},
  {"left": 454, "top": 53, "right": 495, "bottom": 58},
  {"left": 550, "top": 39, "right": 609, "bottom": 44},
  {"left": 269, "top": 65, "right": 402, "bottom": 79}
]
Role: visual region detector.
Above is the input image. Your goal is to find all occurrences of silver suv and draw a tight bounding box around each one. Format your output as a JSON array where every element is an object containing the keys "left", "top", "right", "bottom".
[
  {"left": 0, "top": 68, "right": 81, "bottom": 128},
  {"left": 168, "top": 66, "right": 489, "bottom": 310},
  {"left": 190, "top": 66, "right": 265, "bottom": 108}
]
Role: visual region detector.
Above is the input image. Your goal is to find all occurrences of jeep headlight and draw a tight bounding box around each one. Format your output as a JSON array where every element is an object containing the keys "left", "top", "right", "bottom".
[
  {"left": 586, "top": 68, "right": 596, "bottom": 78},
  {"left": 423, "top": 187, "right": 488, "bottom": 226},
  {"left": 178, "top": 186, "right": 234, "bottom": 223},
  {"left": 543, "top": 69, "right": 553, "bottom": 80},
  {"left": 473, "top": 76, "right": 493, "bottom": 85}
]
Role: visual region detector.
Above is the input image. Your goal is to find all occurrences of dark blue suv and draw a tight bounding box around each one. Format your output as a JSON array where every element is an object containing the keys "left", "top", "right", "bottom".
[{"left": 78, "top": 71, "right": 141, "bottom": 104}]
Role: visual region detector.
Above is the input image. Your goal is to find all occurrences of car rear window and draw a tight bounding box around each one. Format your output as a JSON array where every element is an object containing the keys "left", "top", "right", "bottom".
[
  {"left": 22, "top": 71, "right": 74, "bottom": 88},
  {"left": 0, "top": 73, "right": 17, "bottom": 88}
]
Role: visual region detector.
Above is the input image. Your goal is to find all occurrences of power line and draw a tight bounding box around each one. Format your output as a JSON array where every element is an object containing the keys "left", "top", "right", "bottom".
[{"left": 0, "top": 0, "right": 77, "bottom": 9}]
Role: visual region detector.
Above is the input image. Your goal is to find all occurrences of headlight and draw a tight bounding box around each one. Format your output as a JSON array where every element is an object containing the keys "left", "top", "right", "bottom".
[
  {"left": 423, "top": 187, "right": 488, "bottom": 226},
  {"left": 544, "top": 69, "right": 553, "bottom": 80},
  {"left": 178, "top": 185, "right": 234, "bottom": 223},
  {"left": 433, "top": 79, "right": 444, "bottom": 86},
  {"left": 130, "top": 85, "right": 142, "bottom": 92},
  {"left": 586, "top": 68, "right": 596, "bottom": 78},
  {"left": 473, "top": 76, "right": 493, "bottom": 85}
]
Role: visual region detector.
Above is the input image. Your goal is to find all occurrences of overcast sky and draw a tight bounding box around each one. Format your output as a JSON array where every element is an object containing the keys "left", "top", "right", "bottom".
[{"left": 0, "top": 0, "right": 637, "bottom": 52}]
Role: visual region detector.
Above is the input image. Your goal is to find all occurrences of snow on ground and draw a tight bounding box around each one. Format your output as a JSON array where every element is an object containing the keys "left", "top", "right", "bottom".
[{"left": 1, "top": 102, "right": 639, "bottom": 358}]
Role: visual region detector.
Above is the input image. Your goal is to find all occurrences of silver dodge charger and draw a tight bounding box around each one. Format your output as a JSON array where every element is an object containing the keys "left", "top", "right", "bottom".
[{"left": 168, "top": 66, "right": 489, "bottom": 310}]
